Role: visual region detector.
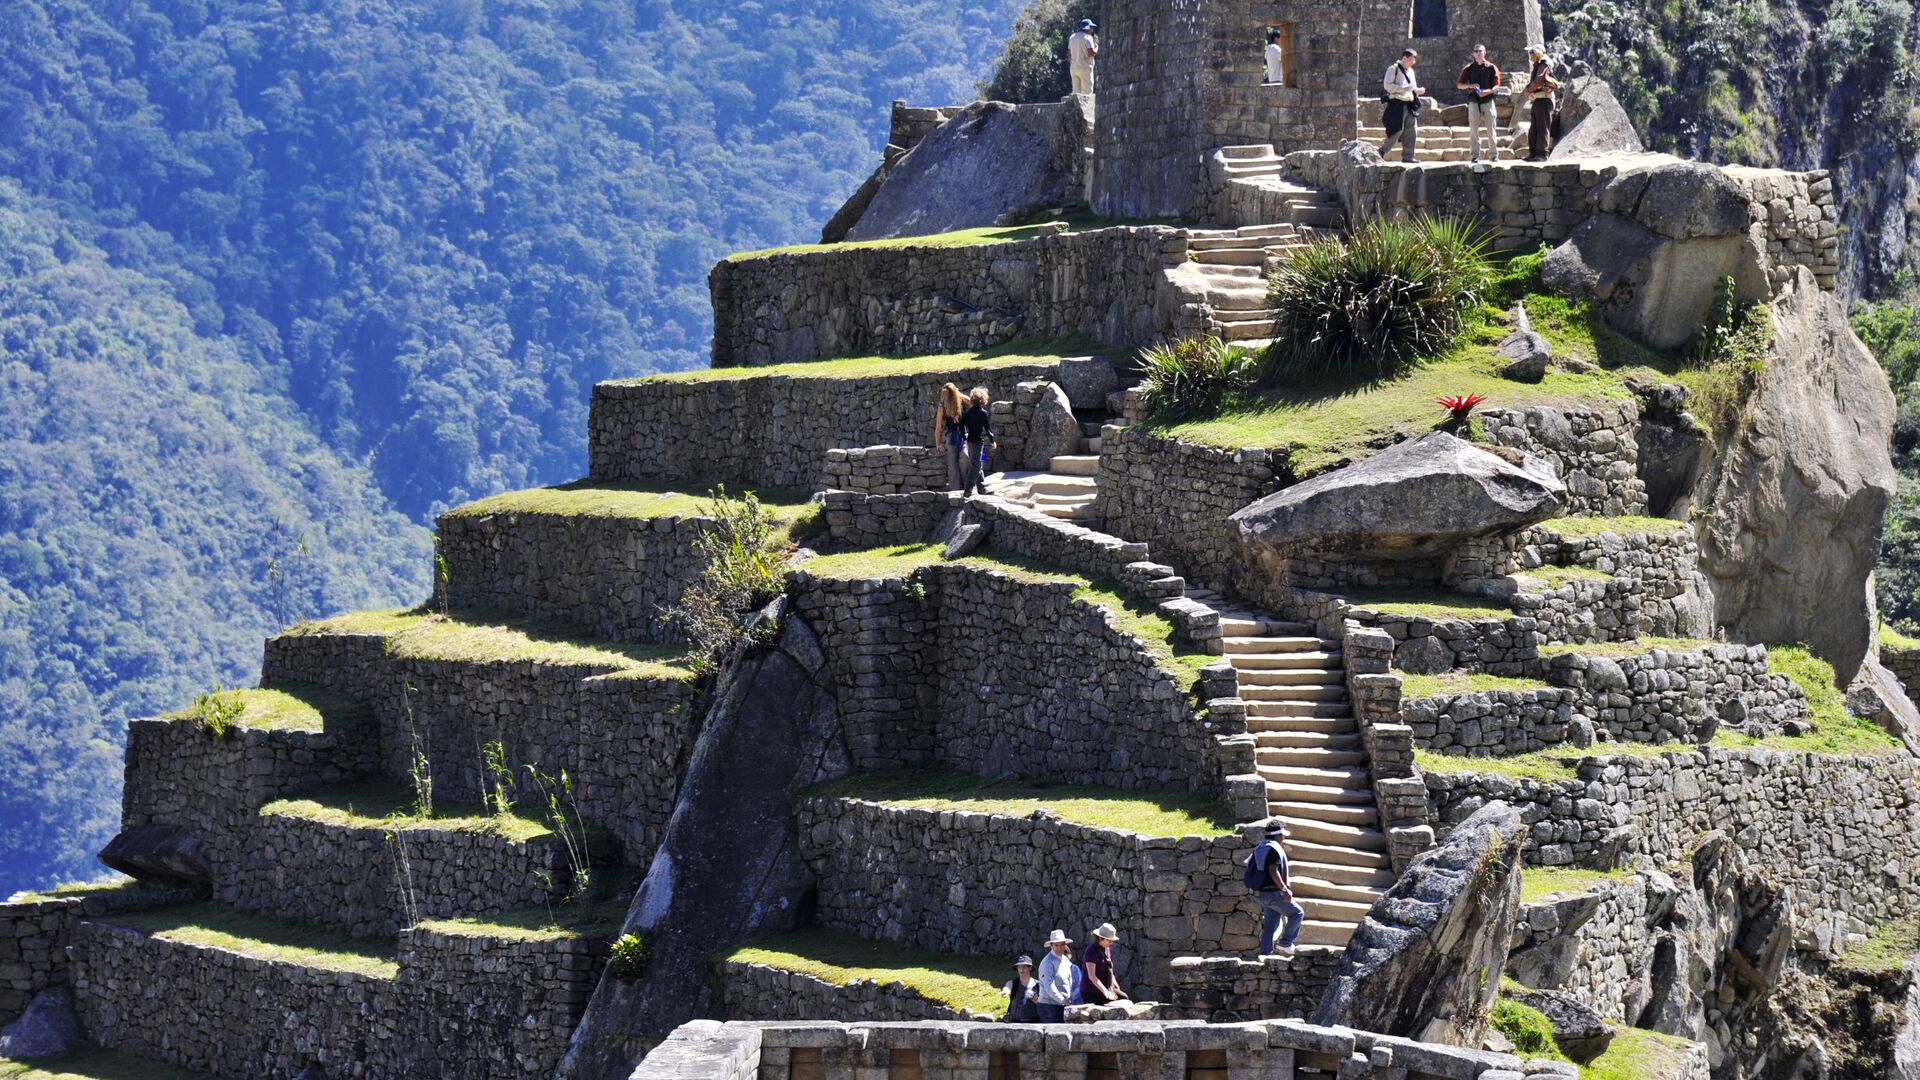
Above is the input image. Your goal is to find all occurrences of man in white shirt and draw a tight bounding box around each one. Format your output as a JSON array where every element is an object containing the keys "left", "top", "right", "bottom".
[
  {"left": 1379, "top": 48, "right": 1425, "bottom": 163},
  {"left": 1069, "top": 19, "right": 1098, "bottom": 96},
  {"left": 1265, "top": 28, "right": 1287, "bottom": 85}
]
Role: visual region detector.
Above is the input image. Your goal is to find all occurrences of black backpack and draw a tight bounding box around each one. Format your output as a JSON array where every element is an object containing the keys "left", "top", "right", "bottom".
[{"left": 1242, "top": 841, "right": 1275, "bottom": 889}]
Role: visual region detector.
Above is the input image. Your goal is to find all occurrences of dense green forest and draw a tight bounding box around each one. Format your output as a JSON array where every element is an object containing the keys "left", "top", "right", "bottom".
[{"left": 0, "top": 0, "right": 1026, "bottom": 893}]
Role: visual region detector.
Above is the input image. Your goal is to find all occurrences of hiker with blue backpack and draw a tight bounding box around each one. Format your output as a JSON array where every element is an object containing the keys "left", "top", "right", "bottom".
[{"left": 1245, "top": 821, "right": 1304, "bottom": 957}]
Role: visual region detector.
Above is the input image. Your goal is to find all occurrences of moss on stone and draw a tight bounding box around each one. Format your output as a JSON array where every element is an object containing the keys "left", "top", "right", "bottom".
[
  {"left": 1524, "top": 565, "right": 1614, "bottom": 586},
  {"left": 442, "top": 483, "right": 816, "bottom": 526},
  {"left": 1415, "top": 747, "right": 1583, "bottom": 783},
  {"left": 722, "top": 926, "right": 1008, "bottom": 1017},
  {"left": 1880, "top": 625, "right": 1920, "bottom": 653},
  {"left": 281, "top": 610, "right": 694, "bottom": 681},
  {"left": 1540, "top": 515, "right": 1692, "bottom": 540},
  {"left": 1757, "top": 644, "right": 1899, "bottom": 755},
  {"left": 161, "top": 684, "right": 370, "bottom": 734},
  {"left": 1537, "top": 637, "right": 1716, "bottom": 659},
  {"left": 1580, "top": 1026, "right": 1701, "bottom": 1080},
  {"left": 1400, "top": 671, "right": 1555, "bottom": 700},
  {"left": 100, "top": 903, "right": 399, "bottom": 979},
  {"left": 808, "top": 769, "right": 1238, "bottom": 837},
  {"left": 259, "top": 777, "right": 553, "bottom": 844},
  {"left": 1837, "top": 917, "right": 1920, "bottom": 974},
  {"left": 1490, "top": 996, "right": 1561, "bottom": 1058},
  {"left": 1337, "top": 587, "right": 1514, "bottom": 621}
]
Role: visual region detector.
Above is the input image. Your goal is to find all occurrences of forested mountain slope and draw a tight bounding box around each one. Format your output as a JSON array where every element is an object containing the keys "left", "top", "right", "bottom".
[{"left": 0, "top": 0, "right": 1022, "bottom": 893}]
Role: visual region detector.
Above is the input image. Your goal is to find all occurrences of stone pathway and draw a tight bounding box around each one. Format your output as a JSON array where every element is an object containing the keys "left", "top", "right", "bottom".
[
  {"left": 1176, "top": 147, "right": 1344, "bottom": 342},
  {"left": 986, "top": 419, "right": 1106, "bottom": 524},
  {"left": 1184, "top": 586, "right": 1393, "bottom": 949}
]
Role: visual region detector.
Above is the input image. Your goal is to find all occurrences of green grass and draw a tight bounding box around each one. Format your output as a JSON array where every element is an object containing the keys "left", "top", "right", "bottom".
[
  {"left": 726, "top": 223, "right": 1072, "bottom": 260},
  {"left": 1491, "top": 996, "right": 1560, "bottom": 1057},
  {"left": 1400, "top": 671, "right": 1555, "bottom": 700},
  {"left": 1881, "top": 624, "right": 1920, "bottom": 653},
  {"left": 620, "top": 337, "right": 1097, "bottom": 385},
  {"left": 0, "top": 1047, "right": 211, "bottom": 1080},
  {"left": 1521, "top": 866, "right": 1631, "bottom": 904},
  {"left": 1538, "top": 637, "right": 1716, "bottom": 658},
  {"left": 161, "top": 684, "right": 370, "bottom": 734},
  {"left": 1336, "top": 587, "right": 1513, "bottom": 621},
  {"left": 260, "top": 777, "right": 553, "bottom": 843},
  {"left": 101, "top": 903, "right": 398, "bottom": 978},
  {"left": 1416, "top": 747, "right": 1583, "bottom": 783},
  {"left": 282, "top": 609, "right": 693, "bottom": 681},
  {"left": 722, "top": 926, "right": 1009, "bottom": 1017},
  {"left": 416, "top": 870, "right": 636, "bottom": 942},
  {"left": 798, "top": 543, "right": 948, "bottom": 581},
  {"left": 1837, "top": 917, "right": 1920, "bottom": 974},
  {"left": 12, "top": 877, "right": 164, "bottom": 903},
  {"left": 443, "top": 482, "right": 816, "bottom": 526},
  {"left": 1071, "top": 582, "right": 1217, "bottom": 682},
  {"left": 1523, "top": 293, "right": 1673, "bottom": 372},
  {"left": 1751, "top": 644, "right": 1900, "bottom": 756},
  {"left": 1523, "top": 565, "right": 1613, "bottom": 586},
  {"left": 1579, "top": 1027, "right": 1700, "bottom": 1080},
  {"left": 807, "top": 769, "right": 1239, "bottom": 837},
  {"left": 1540, "top": 515, "right": 1692, "bottom": 540}
]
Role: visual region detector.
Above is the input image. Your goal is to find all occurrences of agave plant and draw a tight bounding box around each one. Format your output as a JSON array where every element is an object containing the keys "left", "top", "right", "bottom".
[{"left": 1135, "top": 335, "right": 1270, "bottom": 420}]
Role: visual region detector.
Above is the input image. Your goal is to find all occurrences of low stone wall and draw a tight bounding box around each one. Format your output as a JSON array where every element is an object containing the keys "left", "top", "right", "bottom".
[
  {"left": 1161, "top": 953, "right": 1340, "bottom": 1022},
  {"left": 632, "top": 1018, "right": 1570, "bottom": 1080},
  {"left": 1098, "top": 426, "right": 1289, "bottom": 588},
  {"left": 1481, "top": 403, "right": 1647, "bottom": 518},
  {"left": 799, "top": 798, "right": 1266, "bottom": 992},
  {"left": 224, "top": 810, "right": 572, "bottom": 937},
  {"left": 1423, "top": 747, "right": 1920, "bottom": 952},
  {"left": 434, "top": 507, "right": 714, "bottom": 644},
  {"left": 72, "top": 919, "right": 602, "bottom": 1079},
  {"left": 1516, "top": 575, "right": 1644, "bottom": 646},
  {"left": 821, "top": 445, "right": 950, "bottom": 495},
  {"left": 709, "top": 228, "right": 1185, "bottom": 367},
  {"left": 261, "top": 633, "right": 704, "bottom": 870},
  {"left": 820, "top": 490, "right": 954, "bottom": 548},
  {"left": 713, "top": 959, "right": 988, "bottom": 1024},
  {"left": 888, "top": 102, "right": 962, "bottom": 153},
  {"left": 1365, "top": 607, "right": 1545, "bottom": 677},
  {"left": 1405, "top": 686, "right": 1577, "bottom": 758},
  {"left": 0, "top": 886, "right": 199, "bottom": 1025},
  {"left": 1545, "top": 644, "right": 1806, "bottom": 741},
  {"left": 1460, "top": 521, "right": 1713, "bottom": 640},
  {"left": 1725, "top": 166, "right": 1842, "bottom": 292},
  {"left": 1883, "top": 646, "right": 1920, "bottom": 713},
  {"left": 587, "top": 360, "right": 1058, "bottom": 491},
  {"left": 966, "top": 495, "right": 1151, "bottom": 583},
  {"left": 1509, "top": 874, "right": 1659, "bottom": 1024}
]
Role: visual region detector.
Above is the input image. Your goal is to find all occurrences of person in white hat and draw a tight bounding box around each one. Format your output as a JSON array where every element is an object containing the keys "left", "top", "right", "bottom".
[
  {"left": 1031, "top": 930, "right": 1078, "bottom": 1022},
  {"left": 1247, "top": 821, "right": 1305, "bottom": 957},
  {"left": 1081, "top": 922, "right": 1129, "bottom": 1004},
  {"left": 1069, "top": 19, "right": 1099, "bottom": 96}
]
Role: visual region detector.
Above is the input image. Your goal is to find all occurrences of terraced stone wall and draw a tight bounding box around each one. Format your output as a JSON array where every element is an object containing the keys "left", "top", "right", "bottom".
[
  {"left": 0, "top": 899, "right": 68, "bottom": 1023},
  {"left": 1509, "top": 875, "right": 1659, "bottom": 1023},
  {"left": 1162, "top": 954, "right": 1339, "bottom": 1021},
  {"left": 797, "top": 798, "right": 1259, "bottom": 992},
  {"left": 820, "top": 490, "right": 954, "bottom": 549},
  {"left": 1098, "top": 426, "right": 1289, "bottom": 588},
  {"left": 1455, "top": 522, "right": 1713, "bottom": 640},
  {"left": 261, "top": 635, "right": 703, "bottom": 867},
  {"left": 70, "top": 920, "right": 601, "bottom": 1079},
  {"left": 821, "top": 445, "right": 950, "bottom": 495},
  {"left": 888, "top": 103, "right": 961, "bottom": 152},
  {"left": 1481, "top": 403, "right": 1647, "bottom": 517},
  {"left": 713, "top": 960, "right": 986, "bottom": 1024},
  {"left": 1883, "top": 646, "right": 1920, "bottom": 712},
  {"left": 707, "top": 228, "right": 1184, "bottom": 367},
  {"left": 1423, "top": 748, "right": 1920, "bottom": 952},
  {"left": 588, "top": 361, "right": 1058, "bottom": 490},
  {"left": 434, "top": 509, "right": 712, "bottom": 644}
]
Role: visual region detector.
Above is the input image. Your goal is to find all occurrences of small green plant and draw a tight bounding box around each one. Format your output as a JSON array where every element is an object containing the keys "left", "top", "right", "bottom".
[
  {"left": 609, "top": 932, "right": 651, "bottom": 978},
  {"left": 187, "top": 685, "right": 246, "bottom": 738},
  {"left": 1135, "top": 335, "right": 1270, "bottom": 420},
  {"left": 525, "top": 764, "right": 592, "bottom": 902},
  {"left": 660, "top": 486, "right": 792, "bottom": 676},
  {"left": 1684, "top": 278, "right": 1772, "bottom": 436},
  {"left": 900, "top": 578, "right": 927, "bottom": 604},
  {"left": 480, "top": 740, "right": 514, "bottom": 817},
  {"left": 1490, "top": 996, "right": 1558, "bottom": 1056},
  {"left": 401, "top": 681, "right": 433, "bottom": 818},
  {"left": 434, "top": 549, "right": 452, "bottom": 618},
  {"left": 1267, "top": 214, "right": 1494, "bottom": 380}
]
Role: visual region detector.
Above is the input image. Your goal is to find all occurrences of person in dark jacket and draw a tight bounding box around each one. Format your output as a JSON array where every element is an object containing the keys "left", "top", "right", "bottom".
[
  {"left": 1522, "top": 45, "right": 1557, "bottom": 161},
  {"left": 1455, "top": 44, "right": 1502, "bottom": 163},
  {"left": 1081, "top": 923, "right": 1129, "bottom": 1005},
  {"left": 1001, "top": 955, "right": 1041, "bottom": 1022},
  {"left": 958, "top": 386, "right": 996, "bottom": 496}
]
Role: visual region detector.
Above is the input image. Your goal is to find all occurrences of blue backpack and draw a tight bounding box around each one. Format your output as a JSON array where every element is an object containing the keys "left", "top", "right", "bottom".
[{"left": 1242, "top": 841, "right": 1277, "bottom": 890}]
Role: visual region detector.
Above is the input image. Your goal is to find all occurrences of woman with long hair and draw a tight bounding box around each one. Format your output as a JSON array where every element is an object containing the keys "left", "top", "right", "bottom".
[{"left": 934, "top": 382, "right": 967, "bottom": 490}]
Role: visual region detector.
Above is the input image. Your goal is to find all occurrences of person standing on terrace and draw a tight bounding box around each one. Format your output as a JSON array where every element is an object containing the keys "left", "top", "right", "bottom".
[
  {"left": 1523, "top": 45, "right": 1558, "bottom": 161},
  {"left": 1069, "top": 19, "right": 1099, "bottom": 96},
  {"left": 958, "top": 386, "right": 996, "bottom": 496},
  {"left": 1002, "top": 955, "right": 1041, "bottom": 1022},
  {"left": 1455, "top": 44, "right": 1502, "bottom": 163},
  {"left": 1379, "top": 49, "right": 1426, "bottom": 164},
  {"left": 934, "top": 382, "right": 966, "bottom": 490},
  {"left": 1081, "top": 923, "right": 1130, "bottom": 1005},
  {"left": 1031, "top": 930, "right": 1078, "bottom": 1022}
]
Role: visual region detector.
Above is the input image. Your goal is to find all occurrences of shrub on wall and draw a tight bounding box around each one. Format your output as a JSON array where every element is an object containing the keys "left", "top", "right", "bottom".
[
  {"left": 1265, "top": 216, "right": 1494, "bottom": 380},
  {"left": 660, "top": 488, "right": 793, "bottom": 676}
]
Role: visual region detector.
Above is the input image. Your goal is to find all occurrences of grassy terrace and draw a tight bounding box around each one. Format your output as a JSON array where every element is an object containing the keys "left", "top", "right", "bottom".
[
  {"left": 1400, "top": 671, "right": 1554, "bottom": 700},
  {"left": 614, "top": 337, "right": 1096, "bottom": 386},
  {"left": 443, "top": 482, "right": 820, "bottom": 534},
  {"left": 1521, "top": 565, "right": 1612, "bottom": 586},
  {"left": 1541, "top": 514, "right": 1692, "bottom": 540},
  {"left": 1838, "top": 917, "right": 1920, "bottom": 974},
  {"left": 281, "top": 609, "right": 693, "bottom": 681},
  {"left": 416, "top": 870, "right": 636, "bottom": 942},
  {"left": 724, "top": 213, "right": 1180, "bottom": 261},
  {"left": 1881, "top": 624, "right": 1920, "bottom": 653},
  {"left": 162, "top": 684, "right": 370, "bottom": 734},
  {"left": 723, "top": 927, "right": 1007, "bottom": 1016},
  {"left": 1520, "top": 866, "right": 1630, "bottom": 904},
  {"left": 1537, "top": 637, "right": 1715, "bottom": 658},
  {"left": 795, "top": 544, "right": 1215, "bottom": 680},
  {"left": 0, "top": 1047, "right": 210, "bottom": 1080},
  {"left": 100, "top": 903, "right": 398, "bottom": 978},
  {"left": 260, "top": 777, "right": 553, "bottom": 844},
  {"left": 1334, "top": 587, "right": 1513, "bottom": 621},
  {"left": 809, "top": 770, "right": 1237, "bottom": 837}
]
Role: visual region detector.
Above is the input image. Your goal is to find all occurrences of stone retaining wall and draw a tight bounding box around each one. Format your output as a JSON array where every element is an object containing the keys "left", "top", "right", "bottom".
[
  {"left": 1883, "top": 645, "right": 1920, "bottom": 713},
  {"left": 587, "top": 360, "right": 1058, "bottom": 491},
  {"left": 888, "top": 102, "right": 961, "bottom": 153},
  {"left": 71, "top": 919, "right": 602, "bottom": 1079},
  {"left": 708, "top": 228, "right": 1185, "bottom": 367},
  {"left": 714, "top": 959, "right": 988, "bottom": 1024},
  {"left": 1509, "top": 875, "right": 1657, "bottom": 1023},
  {"left": 966, "top": 495, "right": 1151, "bottom": 583},
  {"left": 1480, "top": 403, "right": 1647, "bottom": 517},
  {"left": 1455, "top": 521, "right": 1713, "bottom": 640},
  {"left": 1423, "top": 747, "right": 1920, "bottom": 952},
  {"left": 1161, "top": 954, "right": 1339, "bottom": 1022},
  {"left": 0, "top": 886, "right": 199, "bottom": 1025},
  {"left": 632, "top": 1018, "right": 1575, "bottom": 1080},
  {"left": 1098, "top": 426, "right": 1289, "bottom": 588},
  {"left": 798, "top": 797, "right": 1262, "bottom": 992},
  {"left": 820, "top": 490, "right": 955, "bottom": 548},
  {"left": 821, "top": 445, "right": 950, "bottom": 496},
  {"left": 434, "top": 508, "right": 713, "bottom": 644}
]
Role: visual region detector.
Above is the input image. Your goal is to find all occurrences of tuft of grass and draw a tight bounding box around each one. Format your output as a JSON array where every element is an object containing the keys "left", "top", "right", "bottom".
[
  {"left": 1522, "top": 292, "right": 1673, "bottom": 371},
  {"left": 283, "top": 610, "right": 692, "bottom": 681},
  {"left": 12, "top": 877, "right": 145, "bottom": 903},
  {"left": 100, "top": 903, "right": 398, "bottom": 979},
  {"left": 807, "top": 769, "right": 1238, "bottom": 837},
  {"left": 1416, "top": 747, "right": 1583, "bottom": 783},
  {"left": 1521, "top": 866, "right": 1631, "bottom": 905},
  {"left": 1881, "top": 624, "right": 1920, "bottom": 653},
  {"left": 0, "top": 1046, "right": 212, "bottom": 1080},
  {"left": 723, "top": 927, "right": 1010, "bottom": 1017},
  {"left": 1539, "top": 515, "right": 1692, "bottom": 540},
  {"left": 620, "top": 338, "right": 1098, "bottom": 385},
  {"left": 1759, "top": 644, "right": 1899, "bottom": 754},
  {"left": 1491, "top": 996, "right": 1561, "bottom": 1058},
  {"left": 416, "top": 872, "right": 636, "bottom": 942},
  {"left": 1521, "top": 566, "right": 1614, "bottom": 587},
  {"left": 1401, "top": 671, "right": 1555, "bottom": 700},
  {"left": 443, "top": 482, "right": 816, "bottom": 530},
  {"left": 1338, "top": 587, "right": 1513, "bottom": 621},
  {"left": 1538, "top": 637, "right": 1715, "bottom": 659},
  {"left": 260, "top": 778, "right": 553, "bottom": 844},
  {"left": 163, "top": 684, "right": 370, "bottom": 734},
  {"left": 1837, "top": 918, "right": 1920, "bottom": 974},
  {"left": 1580, "top": 1026, "right": 1700, "bottom": 1080},
  {"left": 1070, "top": 582, "right": 1217, "bottom": 682},
  {"left": 726, "top": 223, "right": 1081, "bottom": 261}
]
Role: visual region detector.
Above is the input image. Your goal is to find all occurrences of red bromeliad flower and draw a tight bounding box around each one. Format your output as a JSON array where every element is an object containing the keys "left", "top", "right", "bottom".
[{"left": 1437, "top": 393, "right": 1486, "bottom": 420}]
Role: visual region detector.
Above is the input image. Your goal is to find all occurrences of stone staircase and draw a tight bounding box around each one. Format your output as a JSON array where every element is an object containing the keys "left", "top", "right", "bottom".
[
  {"left": 987, "top": 418, "right": 1106, "bottom": 523},
  {"left": 1356, "top": 98, "right": 1519, "bottom": 163},
  {"left": 1179, "top": 146, "right": 1346, "bottom": 342},
  {"left": 1183, "top": 586, "right": 1392, "bottom": 950}
]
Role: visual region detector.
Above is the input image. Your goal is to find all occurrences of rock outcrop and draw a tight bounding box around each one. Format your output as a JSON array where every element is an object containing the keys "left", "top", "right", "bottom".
[
  {"left": 0, "top": 988, "right": 82, "bottom": 1059},
  {"left": 555, "top": 602, "right": 851, "bottom": 1079},
  {"left": 1694, "top": 268, "right": 1896, "bottom": 683},
  {"left": 1550, "top": 75, "right": 1645, "bottom": 161},
  {"left": 1023, "top": 382, "right": 1083, "bottom": 470},
  {"left": 1231, "top": 432, "right": 1566, "bottom": 564},
  {"left": 1514, "top": 988, "right": 1615, "bottom": 1062},
  {"left": 97, "top": 824, "right": 211, "bottom": 884},
  {"left": 844, "top": 98, "right": 1092, "bottom": 242},
  {"left": 1313, "top": 801, "right": 1528, "bottom": 1046}
]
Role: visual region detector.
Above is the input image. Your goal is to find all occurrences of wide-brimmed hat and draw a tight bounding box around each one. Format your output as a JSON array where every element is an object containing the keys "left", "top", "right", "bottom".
[
  {"left": 1015, "top": 954, "right": 1035, "bottom": 967},
  {"left": 1265, "top": 821, "right": 1292, "bottom": 838},
  {"left": 1045, "top": 929, "right": 1073, "bottom": 945},
  {"left": 1091, "top": 922, "right": 1120, "bottom": 942},
  {"left": 1527, "top": 43, "right": 1546, "bottom": 55},
  {"left": 1079, "top": 19, "right": 1098, "bottom": 31}
]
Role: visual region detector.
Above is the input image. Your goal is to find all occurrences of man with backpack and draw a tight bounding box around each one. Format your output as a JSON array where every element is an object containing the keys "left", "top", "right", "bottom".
[
  {"left": 1245, "top": 821, "right": 1305, "bottom": 957},
  {"left": 1378, "top": 49, "right": 1426, "bottom": 164}
]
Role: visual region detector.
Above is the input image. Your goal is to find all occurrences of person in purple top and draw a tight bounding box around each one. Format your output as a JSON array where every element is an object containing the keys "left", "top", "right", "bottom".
[{"left": 1080, "top": 922, "right": 1129, "bottom": 1005}]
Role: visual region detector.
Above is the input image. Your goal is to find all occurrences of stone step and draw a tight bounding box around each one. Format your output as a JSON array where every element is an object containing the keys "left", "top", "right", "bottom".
[
  {"left": 1257, "top": 746, "right": 1367, "bottom": 770},
  {"left": 1223, "top": 636, "right": 1337, "bottom": 654},
  {"left": 1265, "top": 816, "right": 1387, "bottom": 853},
  {"left": 1192, "top": 263, "right": 1265, "bottom": 280},
  {"left": 1218, "top": 144, "right": 1279, "bottom": 161},
  {"left": 1257, "top": 731, "right": 1364, "bottom": 752},
  {"left": 1241, "top": 684, "right": 1348, "bottom": 703},
  {"left": 1216, "top": 614, "right": 1313, "bottom": 635},
  {"left": 1041, "top": 504, "right": 1100, "bottom": 522},
  {"left": 1031, "top": 493, "right": 1097, "bottom": 507},
  {"left": 1268, "top": 799, "right": 1378, "bottom": 828},
  {"left": 1284, "top": 837, "right": 1391, "bottom": 869},
  {"left": 1264, "top": 781, "right": 1374, "bottom": 806},
  {"left": 1191, "top": 247, "right": 1272, "bottom": 266},
  {"left": 1049, "top": 455, "right": 1101, "bottom": 476},
  {"left": 1248, "top": 701, "right": 1354, "bottom": 720},
  {"left": 1292, "top": 859, "right": 1398, "bottom": 890},
  {"left": 1228, "top": 651, "right": 1342, "bottom": 671},
  {"left": 1084, "top": 437, "right": 1103, "bottom": 454},
  {"left": 1249, "top": 715, "right": 1359, "bottom": 736},
  {"left": 1291, "top": 874, "right": 1391, "bottom": 907},
  {"left": 1290, "top": 204, "right": 1345, "bottom": 228},
  {"left": 1257, "top": 763, "right": 1371, "bottom": 788},
  {"left": 1293, "top": 895, "right": 1378, "bottom": 923},
  {"left": 1295, "top": 919, "right": 1361, "bottom": 949},
  {"left": 1027, "top": 476, "right": 1098, "bottom": 495},
  {"left": 1218, "top": 317, "right": 1278, "bottom": 342},
  {"left": 1237, "top": 667, "right": 1344, "bottom": 687}
]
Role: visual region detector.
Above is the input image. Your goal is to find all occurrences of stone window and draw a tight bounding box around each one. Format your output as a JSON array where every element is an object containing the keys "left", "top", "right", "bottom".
[
  {"left": 1413, "top": 0, "right": 1449, "bottom": 38},
  {"left": 1265, "top": 23, "right": 1298, "bottom": 87}
]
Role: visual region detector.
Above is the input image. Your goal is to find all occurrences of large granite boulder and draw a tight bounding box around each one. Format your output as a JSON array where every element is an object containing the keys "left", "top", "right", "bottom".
[
  {"left": 0, "top": 988, "right": 82, "bottom": 1059},
  {"left": 1313, "top": 801, "right": 1528, "bottom": 1045},
  {"left": 1514, "top": 988, "right": 1615, "bottom": 1063},
  {"left": 98, "top": 824, "right": 211, "bottom": 884},
  {"left": 1550, "top": 75, "right": 1645, "bottom": 161},
  {"left": 1230, "top": 433, "right": 1565, "bottom": 565},
  {"left": 1848, "top": 655, "right": 1920, "bottom": 756},
  {"left": 1024, "top": 382, "right": 1083, "bottom": 470},
  {"left": 1056, "top": 355, "right": 1119, "bottom": 410},
  {"left": 845, "top": 98, "right": 1092, "bottom": 241},
  {"left": 556, "top": 601, "right": 851, "bottom": 1079},
  {"left": 1694, "top": 268, "right": 1896, "bottom": 683}
]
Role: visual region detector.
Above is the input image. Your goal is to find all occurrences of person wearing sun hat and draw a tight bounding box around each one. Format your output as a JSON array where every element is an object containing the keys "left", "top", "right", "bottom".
[
  {"left": 1069, "top": 19, "right": 1099, "bottom": 96},
  {"left": 1080, "top": 921, "right": 1129, "bottom": 1004},
  {"left": 1031, "top": 930, "right": 1079, "bottom": 1022},
  {"left": 1001, "top": 954, "right": 1041, "bottom": 1022},
  {"left": 1246, "top": 821, "right": 1304, "bottom": 958}
]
